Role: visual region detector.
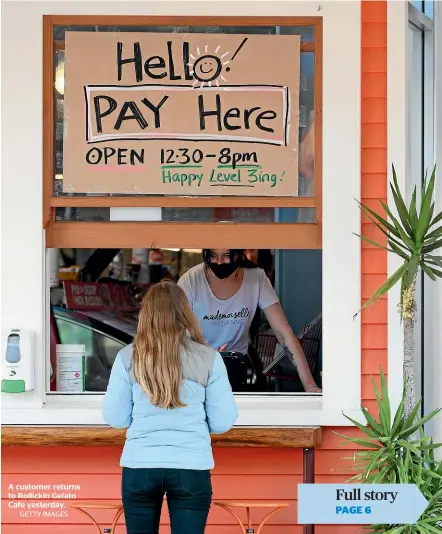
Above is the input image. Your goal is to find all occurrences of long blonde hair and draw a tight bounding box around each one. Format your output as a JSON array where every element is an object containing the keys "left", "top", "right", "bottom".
[{"left": 133, "top": 280, "right": 205, "bottom": 409}]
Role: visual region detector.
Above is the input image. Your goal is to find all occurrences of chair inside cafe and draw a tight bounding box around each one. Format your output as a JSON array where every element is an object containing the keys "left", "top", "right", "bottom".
[{"left": 223, "top": 312, "right": 322, "bottom": 394}]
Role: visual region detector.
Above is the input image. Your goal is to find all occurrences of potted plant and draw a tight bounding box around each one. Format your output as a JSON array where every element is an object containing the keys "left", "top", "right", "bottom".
[{"left": 339, "top": 369, "right": 442, "bottom": 533}]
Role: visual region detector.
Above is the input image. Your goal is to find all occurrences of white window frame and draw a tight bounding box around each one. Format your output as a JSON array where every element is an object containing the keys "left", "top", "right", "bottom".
[
  {"left": 431, "top": 1, "right": 442, "bottom": 458},
  {"left": 2, "top": 0, "right": 363, "bottom": 427},
  {"left": 388, "top": 2, "right": 435, "bottom": 420},
  {"left": 406, "top": 3, "right": 435, "bottom": 428},
  {"left": 387, "top": 1, "right": 410, "bottom": 416}
]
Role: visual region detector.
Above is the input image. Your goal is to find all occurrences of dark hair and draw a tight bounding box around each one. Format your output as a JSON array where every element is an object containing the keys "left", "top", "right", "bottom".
[{"left": 202, "top": 249, "right": 258, "bottom": 269}]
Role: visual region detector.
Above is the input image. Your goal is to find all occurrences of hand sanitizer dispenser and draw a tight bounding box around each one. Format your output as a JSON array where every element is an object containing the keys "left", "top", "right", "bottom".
[{"left": 2, "top": 329, "right": 34, "bottom": 393}]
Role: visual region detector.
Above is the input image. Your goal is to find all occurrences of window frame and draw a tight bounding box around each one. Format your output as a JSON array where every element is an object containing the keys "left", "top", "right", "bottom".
[
  {"left": 433, "top": 0, "right": 442, "bottom": 457},
  {"left": 407, "top": 2, "right": 436, "bottom": 428},
  {"left": 1, "top": 2, "right": 362, "bottom": 427},
  {"left": 43, "top": 15, "right": 323, "bottom": 249}
]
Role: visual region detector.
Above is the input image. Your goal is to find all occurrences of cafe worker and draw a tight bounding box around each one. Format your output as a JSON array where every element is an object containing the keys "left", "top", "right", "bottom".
[{"left": 177, "top": 249, "right": 321, "bottom": 393}]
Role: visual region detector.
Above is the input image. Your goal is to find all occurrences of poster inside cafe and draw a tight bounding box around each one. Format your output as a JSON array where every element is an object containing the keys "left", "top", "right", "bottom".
[{"left": 63, "top": 31, "right": 301, "bottom": 196}]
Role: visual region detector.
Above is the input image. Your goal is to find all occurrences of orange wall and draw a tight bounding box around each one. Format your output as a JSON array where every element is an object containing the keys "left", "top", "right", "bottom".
[
  {"left": 360, "top": 0, "right": 388, "bottom": 414},
  {"left": 2, "top": 441, "right": 368, "bottom": 534},
  {"left": 1, "top": 2, "right": 388, "bottom": 533}
]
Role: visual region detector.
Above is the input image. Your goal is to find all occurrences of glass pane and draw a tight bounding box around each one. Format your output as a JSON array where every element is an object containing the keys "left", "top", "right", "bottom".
[
  {"left": 54, "top": 25, "right": 269, "bottom": 39},
  {"left": 410, "top": 0, "right": 434, "bottom": 18},
  {"left": 54, "top": 24, "right": 316, "bottom": 41},
  {"left": 407, "top": 23, "right": 424, "bottom": 407},
  {"left": 279, "top": 25, "right": 315, "bottom": 42},
  {"left": 49, "top": 247, "right": 322, "bottom": 394},
  {"left": 52, "top": 25, "right": 317, "bottom": 198},
  {"left": 298, "top": 53, "right": 315, "bottom": 197},
  {"left": 424, "top": 1, "right": 434, "bottom": 19},
  {"left": 54, "top": 207, "right": 316, "bottom": 223},
  {"left": 54, "top": 50, "right": 64, "bottom": 180},
  {"left": 410, "top": 1, "right": 424, "bottom": 11},
  {"left": 54, "top": 314, "right": 126, "bottom": 391}
]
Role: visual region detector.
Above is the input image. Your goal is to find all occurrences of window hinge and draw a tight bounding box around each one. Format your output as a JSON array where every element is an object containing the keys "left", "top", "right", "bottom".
[{"left": 44, "top": 207, "right": 54, "bottom": 229}]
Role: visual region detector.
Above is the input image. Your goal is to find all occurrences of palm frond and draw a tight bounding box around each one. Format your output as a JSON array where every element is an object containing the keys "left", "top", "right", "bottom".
[
  {"left": 356, "top": 165, "right": 442, "bottom": 317},
  {"left": 353, "top": 263, "right": 408, "bottom": 318}
]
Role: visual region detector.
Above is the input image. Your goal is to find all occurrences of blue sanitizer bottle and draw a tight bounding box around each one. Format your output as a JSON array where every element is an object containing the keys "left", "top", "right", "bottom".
[
  {"left": 5, "top": 333, "right": 21, "bottom": 364},
  {"left": 2, "top": 332, "right": 26, "bottom": 393}
]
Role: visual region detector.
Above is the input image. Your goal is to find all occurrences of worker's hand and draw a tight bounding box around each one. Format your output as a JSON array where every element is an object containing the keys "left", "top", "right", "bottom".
[
  {"left": 305, "top": 385, "right": 322, "bottom": 393},
  {"left": 218, "top": 343, "right": 229, "bottom": 352}
]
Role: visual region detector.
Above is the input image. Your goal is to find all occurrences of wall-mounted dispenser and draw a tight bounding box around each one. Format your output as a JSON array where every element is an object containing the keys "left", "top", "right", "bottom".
[{"left": 2, "top": 329, "right": 34, "bottom": 393}]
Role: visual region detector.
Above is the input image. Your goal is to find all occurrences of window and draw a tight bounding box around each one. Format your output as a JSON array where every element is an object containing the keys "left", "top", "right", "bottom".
[
  {"left": 1, "top": 4, "right": 362, "bottom": 426},
  {"left": 48, "top": 247, "right": 323, "bottom": 395},
  {"left": 44, "top": 17, "right": 323, "bottom": 252},
  {"left": 409, "top": 1, "right": 434, "bottom": 19},
  {"left": 407, "top": 5, "right": 435, "bottom": 428},
  {"left": 44, "top": 16, "right": 325, "bottom": 407},
  {"left": 53, "top": 310, "right": 127, "bottom": 392}
]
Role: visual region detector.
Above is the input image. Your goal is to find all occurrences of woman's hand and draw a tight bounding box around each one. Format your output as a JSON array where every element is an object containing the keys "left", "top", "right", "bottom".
[{"left": 305, "top": 385, "right": 322, "bottom": 393}]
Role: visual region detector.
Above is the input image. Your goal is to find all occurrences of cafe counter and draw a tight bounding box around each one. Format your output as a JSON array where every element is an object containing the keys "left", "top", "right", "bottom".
[{"left": 1, "top": 426, "right": 322, "bottom": 448}]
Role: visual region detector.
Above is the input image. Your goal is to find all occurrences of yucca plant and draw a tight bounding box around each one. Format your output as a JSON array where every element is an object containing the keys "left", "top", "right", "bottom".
[
  {"left": 355, "top": 164, "right": 442, "bottom": 418},
  {"left": 339, "top": 369, "right": 442, "bottom": 534}
]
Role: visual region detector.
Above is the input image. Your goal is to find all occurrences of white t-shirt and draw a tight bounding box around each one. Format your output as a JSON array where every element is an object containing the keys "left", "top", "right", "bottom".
[{"left": 178, "top": 264, "right": 279, "bottom": 354}]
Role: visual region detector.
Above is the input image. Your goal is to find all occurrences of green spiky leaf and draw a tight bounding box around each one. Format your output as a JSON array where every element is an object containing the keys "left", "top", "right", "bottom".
[
  {"left": 391, "top": 165, "right": 413, "bottom": 236},
  {"left": 426, "top": 255, "right": 442, "bottom": 267},
  {"left": 422, "top": 263, "right": 437, "bottom": 281},
  {"left": 357, "top": 199, "right": 401, "bottom": 237},
  {"left": 416, "top": 165, "right": 436, "bottom": 241},
  {"left": 361, "top": 407, "right": 383, "bottom": 435},
  {"left": 409, "top": 186, "right": 418, "bottom": 228},
  {"left": 356, "top": 262, "right": 408, "bottom": 315},
  {"left": 422, "top": 239, "right": 442, "bottom": 254},
  {"left": 389, "top": 241, "right": 410, "bottom": 260},
  {"left": 380, "top": 200, "right": 415, "bottom": 251},
  {"left": 424, "top": 225, "right": 442, "bottom": 241},
  {"left": 429, "top": 209, "right": 442, "bottom": 228},
  {"left": 353, "top": 233, "right": 401, "bottom": 255},
  {"left": 361, "top": 207, "right": 411, "bottom": 253}
]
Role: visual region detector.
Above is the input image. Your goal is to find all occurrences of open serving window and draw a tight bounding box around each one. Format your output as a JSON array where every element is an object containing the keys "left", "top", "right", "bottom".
[{"left": 48, "top": 247, "right": 322, "bottom": 395}]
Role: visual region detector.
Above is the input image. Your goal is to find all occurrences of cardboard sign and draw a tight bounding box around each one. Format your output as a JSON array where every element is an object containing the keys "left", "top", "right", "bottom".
[
  {"left": 63, "top": 32, "right": 300, "bottom": 196},
  {"left": 63, "top": 281, "right": 151, "bottom": 311}
]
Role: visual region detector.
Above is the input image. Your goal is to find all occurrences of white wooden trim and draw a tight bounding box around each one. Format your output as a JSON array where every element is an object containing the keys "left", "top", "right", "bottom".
[
  {"left": 1, "top": 398, "right": 362, "bottom": 426},
  {"left": 387, "top": 0, "right": 408, "bottom": 415},
  {"left": 432, "top": 0, "right": 442, "bottom": 458},
  {"left": 1, "top": 0, "right": 362, "bottom": 426},
  {"left": 422, "top": 16, "right": 436, "bottom": 436}
]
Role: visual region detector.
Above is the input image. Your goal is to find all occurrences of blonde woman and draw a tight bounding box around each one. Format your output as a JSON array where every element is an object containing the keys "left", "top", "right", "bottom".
[{"left": 102, "top": 281, "right": 238, "bottom": 534}]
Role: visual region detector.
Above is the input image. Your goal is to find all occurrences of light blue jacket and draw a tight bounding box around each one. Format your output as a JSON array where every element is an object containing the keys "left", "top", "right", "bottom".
[{"left": 102, "top": 336, "right": 238, "bottom": 470}]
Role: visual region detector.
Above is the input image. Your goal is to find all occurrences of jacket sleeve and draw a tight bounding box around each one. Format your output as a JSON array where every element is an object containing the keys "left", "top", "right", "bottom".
[
  {"left": 204, "top": 352, "right": 238, "bottom": 434},
  {"left": 102, "top": 352, "right": 133, "bottom": 429}
]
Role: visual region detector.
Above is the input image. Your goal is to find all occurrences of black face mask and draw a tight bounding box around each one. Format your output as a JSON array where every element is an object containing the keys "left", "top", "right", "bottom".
[{"left": 208, "top": 262, "right": 238, "bottom": 280}]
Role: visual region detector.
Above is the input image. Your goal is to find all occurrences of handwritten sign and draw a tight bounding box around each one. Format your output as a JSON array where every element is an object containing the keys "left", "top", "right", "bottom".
[{"left": 63, "top": 32, "right": 300, "bottom": 196}]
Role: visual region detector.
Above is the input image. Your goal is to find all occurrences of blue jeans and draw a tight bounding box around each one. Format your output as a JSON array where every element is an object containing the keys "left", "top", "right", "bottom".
[{"left": 122, "top": 467, "right": 212, "bottom": 534}]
